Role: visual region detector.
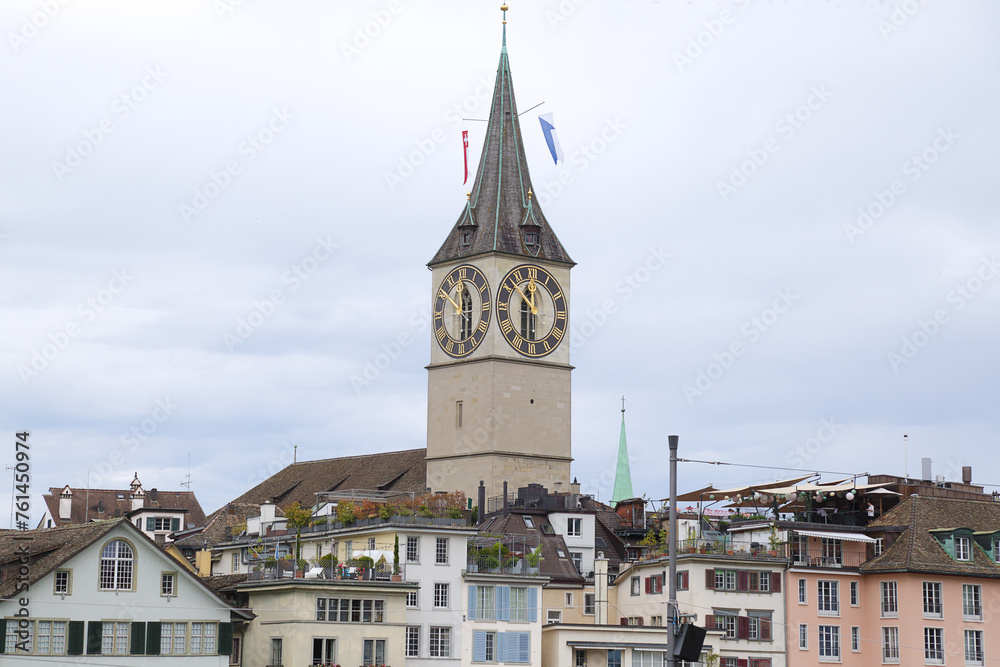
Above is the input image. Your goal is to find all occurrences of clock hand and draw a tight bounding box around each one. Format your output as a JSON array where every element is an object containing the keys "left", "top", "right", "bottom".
[
  {"left": 527, "top": 279, "right": 538, "bottom": 310},
  {"left": 512, "top": 282, "right": 538, "bottom": 315},
  {"left": 439, "top": 289, "right": 461, "bottom": 312}
]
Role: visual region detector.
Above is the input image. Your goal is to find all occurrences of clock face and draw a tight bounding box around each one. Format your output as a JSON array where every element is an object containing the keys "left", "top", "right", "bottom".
[
  {"left": 496, "top": 264, "right": 568, "bottom": 358},
  {"left": 433, "top": 264, "right": 491, "bottom": 358}
]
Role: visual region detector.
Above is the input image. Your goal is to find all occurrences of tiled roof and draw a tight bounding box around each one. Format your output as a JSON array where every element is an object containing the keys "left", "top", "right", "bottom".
[
  {"left": 0, "top": 520, "right": 121, "bottom": 598},
  {"left": 41, "top": 486, "right": 207, "bottom": 529},
  {"left": 428, "top": 35, "right": 572, "bottom": 268},
  {"left": 226, "top": 448, "right": 427, "bottom": 511},
  {"left": 173, "top": 502, "right": 286, "bottom": 549},
  {"left": 862, "top": 495, "right": 1000, "bottom": 577},
  {"left": 203, "top": 573, "right": 248, "bottom": 593},
  {"left": 488, "top": 512, "right": 583, "bottom": 584}
]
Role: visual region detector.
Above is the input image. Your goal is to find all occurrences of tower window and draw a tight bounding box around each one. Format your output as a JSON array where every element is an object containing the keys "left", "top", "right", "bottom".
[
  {"left": 520, "top": 297, "right": 536, "bottom": 341},
  {"left": 524, "top": 231, "right": 538, "bottom": 245},
  {"left": 456, "top": 401, "right": 463, "bottom": 429},
  {"left": 460, "top": 287, "right": 473, "bottom": 340},
  {"left": 461, "top": 231, "right": 472, "bottom": 246}
]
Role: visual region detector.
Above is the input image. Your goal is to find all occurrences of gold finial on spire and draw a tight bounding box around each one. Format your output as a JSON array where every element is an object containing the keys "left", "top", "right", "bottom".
[
  {"left": 528, "top": 187, "right": 533, "bottom": 200},
  {"left": 467, "top": 191, "right": 471, "bottom": 201},
  {"left": 501, "top": 4, "right": 508, "bottom": 22}
]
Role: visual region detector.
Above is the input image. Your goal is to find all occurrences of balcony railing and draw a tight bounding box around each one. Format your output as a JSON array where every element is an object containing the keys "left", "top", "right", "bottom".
[
  {"left": 790, "top": 548, "right": 866, "bottom": 569},
  {"left": 248, "top": 560, "right": 406, "bottom": 582},
  {"left": 467, "top": 554, "right": 540, "bottom": 576},
  {"left": 672, "top": 537, "right": 787, "bottom": 558}
]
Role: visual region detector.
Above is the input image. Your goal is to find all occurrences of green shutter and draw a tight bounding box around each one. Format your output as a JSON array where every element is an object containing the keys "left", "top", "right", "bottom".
[
  {"left": 146, "top": 622, "right": 161, "bottom": 655},
  {"left": 130, "top": 622, "right": 146, "bottom": 655},
  {"left": 171, "top": 517, "right": 180, "bottom": 531},
  {"left": 86, "top": 621, "right": 103, "bottom": 655},
  {"left": 67, "top": 621, "right": 85, "bottom": 655},
  {"left": 0, "top": 618, "right": 5, "bottom": 654},
  {"left": 218, "top": 622, "right": 233, "bottom": 655},
  {"left": 147, "top": 517, "right": 155, "bottom": 531}
]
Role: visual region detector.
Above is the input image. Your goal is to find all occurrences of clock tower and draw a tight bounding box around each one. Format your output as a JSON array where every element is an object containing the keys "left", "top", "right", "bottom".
[{"left": 426, "top": 9, "right": 574, "bottom": 502}]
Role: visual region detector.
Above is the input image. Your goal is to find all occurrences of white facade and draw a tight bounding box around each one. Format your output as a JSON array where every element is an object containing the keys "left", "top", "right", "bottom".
[
  {"left": 0, "top": 521, "right": 237, "bottom": 665},
  {"left": 548, "top": 512, "right": 596, "bottom": 576},
  {"left": 463, "top": 573, "right": 547, "bottom": 667}
]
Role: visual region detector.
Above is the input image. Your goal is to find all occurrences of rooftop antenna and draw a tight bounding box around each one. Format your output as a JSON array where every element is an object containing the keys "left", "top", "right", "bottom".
[
  {"left": 181, "top": 453, "right": 192, "bottom": 491},
  {"left": 5, "top": 465, "right": 14, "bottom": 529},
  {"left": 903, "top": 434, "right": 909, "bottom": 479},
  {"left": 293, "top": 441, "right": 298, "bottom": 464}
]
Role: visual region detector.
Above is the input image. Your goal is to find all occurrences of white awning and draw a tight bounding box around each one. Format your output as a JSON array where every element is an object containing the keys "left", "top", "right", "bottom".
[
  {"left": 795, "top": 530, "right": 877, "bottom": 543},
  {"left": 566, "top": 642, "right": 670, "bottom": 652}
]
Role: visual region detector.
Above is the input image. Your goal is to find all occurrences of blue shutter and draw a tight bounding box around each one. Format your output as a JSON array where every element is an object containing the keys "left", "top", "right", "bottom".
[
  {"left": 468, "top": 585, "right": 477, "bottom": 621},
  {"left": 473, "top": 631, "right": 486, "bottom": 662},
  {"left": 528, "top": 586, "right": 538, "bottom": 622},
  {"left": 146, "top": 517, "right": 155, "bottom": 531},
  {"left": 498, "top": 632, "right": 507, "bottom": 663},
  {"left": 497, "top": 585, "right": 511, "bottom": 621},
  {"left": 517, "top": 632, "right": 530, "bottom": 663}
]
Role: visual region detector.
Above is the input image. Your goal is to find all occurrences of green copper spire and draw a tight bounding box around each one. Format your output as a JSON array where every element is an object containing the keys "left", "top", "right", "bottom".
[{"left": 611, "top": 397, "right": 634, "bottom": 504}]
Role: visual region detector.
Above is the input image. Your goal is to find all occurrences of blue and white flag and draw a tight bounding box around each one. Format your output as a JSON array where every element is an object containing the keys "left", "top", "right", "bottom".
[{"left": 538, "top": 113, "right": 564, "bottom": 165}]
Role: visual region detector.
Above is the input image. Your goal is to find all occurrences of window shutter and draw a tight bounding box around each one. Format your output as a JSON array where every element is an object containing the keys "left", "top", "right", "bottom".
[
  {"left": 737, "top": 660, "right": 748, "bottom": 667},
  {"left": 497, "top": 586, "right": 511, "bottom": 621},
  {"left": 67, "top": 621, "right": 85, "bottom": 655},
  {"left": 518, "top": 632, "right": 530, "bottom": 663},
  {"left": 473, "top": 631, "right": 487, "bottom": 662},
  {"left": 737, "top": 615, "right": 750, "bottom": 640},
  {"left": 171, "top": 517, "right": 180, "bottom": 531},
  {"left": 130, "top": 622, "right": 146, "bottom": 655},
  {"left": 761, "top": 618, "right": 772, "bottom": 641},
  {"left": 0, "top": 619, "right": 5, "bottom": 653},
  {"left": 498, "top": 632, "right": 507, "bottom": 662},
  {"left": 146, "top": 621, "right": 161, "bottom": 655},
  {"left": 146, "top": 517, "right": 155, "bottom": 531},
  {"left": 468, "top": 585, "right": 477, "bottom": 621},
  {"left": 704, "top": 614, "right": 715, "bottom": 630},
  {"left": 621, "top": 618, "right": 628, "bottom": 626},
  {"left": 737, "top": 570, "right": 749, "bottom": 592},
  {"left": 528, "top": 587, "right": 538, "bottom": 622},
  {"left": 87, "top": 621, "right": 103, "bottom": 655},
  {"left": 682, "top": 571, "right": 689, "bottom": 590},
  {"left": 645, "top": 577, "right": 651, "bottom": 593},
  {"left": 771, "top": 572, "right": 781, "bottom": 592},
  {"left": 218, "top": 622, "right": 233, "bottom": 655},
  {"left": 637, "top": 616, "right": 644, "bottom": 626},
  {"left": 705, "top": 569, "right": 716, "bottom": 589}
]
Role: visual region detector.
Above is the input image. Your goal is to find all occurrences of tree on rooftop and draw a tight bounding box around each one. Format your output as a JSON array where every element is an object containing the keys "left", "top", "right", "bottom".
[{"left": 283, "top": 501, "right": 313, "bottom": 560}]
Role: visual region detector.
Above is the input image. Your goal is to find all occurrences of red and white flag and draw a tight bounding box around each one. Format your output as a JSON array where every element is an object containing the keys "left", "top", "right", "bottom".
[{"left": 462, "top": 130, "right": 470, "bottom": 184}]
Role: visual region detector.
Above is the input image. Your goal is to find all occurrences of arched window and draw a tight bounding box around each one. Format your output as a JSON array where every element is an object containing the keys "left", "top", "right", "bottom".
[
  {"left": 520, "top": 297, "right": 536, "bottom": 341},
  {"left": 99, "top": 540, "right": 134, "bottom": 590},
  {"left": 460, "top": 288, "right": 473, "bottom": 341}
]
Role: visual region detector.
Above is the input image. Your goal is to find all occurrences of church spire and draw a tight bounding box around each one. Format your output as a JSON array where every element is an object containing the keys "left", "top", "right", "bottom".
[
  {"left": 611, "top": 397, "right": 634, "bottom": 504},
  {"left": 429, "top": 4, "right": 573, "bottom": 268}
]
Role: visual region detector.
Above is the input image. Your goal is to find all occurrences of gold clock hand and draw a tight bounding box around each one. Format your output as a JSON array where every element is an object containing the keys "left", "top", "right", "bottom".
[
  {"left": 512, "top": 282, "right": 537, "bottom": 315},
  {"left": 439, "top": 289, "right": 461, "bottom": 312}
]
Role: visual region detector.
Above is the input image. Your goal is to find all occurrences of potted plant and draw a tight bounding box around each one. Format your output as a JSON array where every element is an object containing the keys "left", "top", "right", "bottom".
[
  {"left": 392, "top": 535, "right": 402, "bottom": 580},
  {"left": 768, "top": 525, "right": 781, "bottom": 556},
  {"left": 378, "top": 504, "right": 393, "bottom": 520},
  {"left": 336, "top": 501, "right": 357, "bottom": 526}
]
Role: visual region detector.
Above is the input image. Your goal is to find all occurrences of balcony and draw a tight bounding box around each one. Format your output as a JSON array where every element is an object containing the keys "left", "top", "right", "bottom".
[
  {"left": 671, "top": 537, "right": 788, "bottom": 558},
  {"left": 467, "top": 554, "right": 540, "bottom": 576},
  {"left": 790, "top": 548, "right": 866, "bottom": 569},
  {"left": 247, "top": 559, "right": 407, "bottom": 583},
  {"left": 467, "top": 535, "right": 541, "bottom": 576}
]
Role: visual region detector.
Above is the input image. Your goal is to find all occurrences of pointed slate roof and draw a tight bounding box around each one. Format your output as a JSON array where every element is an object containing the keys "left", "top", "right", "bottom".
[
  {"left": 611, "top": 407, "right": 634, "bottom": 504},
  {"left": 429, "top": 24, "right": 573, "bottom": 268}
]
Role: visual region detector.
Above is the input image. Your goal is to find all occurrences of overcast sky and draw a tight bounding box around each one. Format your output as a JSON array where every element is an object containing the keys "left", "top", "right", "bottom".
[{"left": 2, "top": 0, "right": 998, "bottom": 524}]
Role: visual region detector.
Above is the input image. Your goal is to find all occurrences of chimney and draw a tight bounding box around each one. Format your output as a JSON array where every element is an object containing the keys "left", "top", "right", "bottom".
[
  {"left": 131, "top": 487, "right": 144, "bottom": 512},
  {"left": 570, "top": 477, "right": 581, "bottom": 495},
  {"left": 594, "top": 555, "right": 609, "bottom": 625},
  {"left": 260, "top": 499, "right": 276, "bottom": 524},
  {"left": 921, "top": 457, "right": 932, "bottom": 482},
  {"left": 59, "top": 486, "right": 73, "bottom": 521},
  {"left": 478, "top": 481, "right": 486, "bottom": 527},
  {"left": 554, "top": 481, "right": 563, "bottom": 494},
  {"left": 149, "top": 488, "right": 159, "bottom": 503},
  {"left": 963, "top": 466, "right": 973, "bottom": 484}
]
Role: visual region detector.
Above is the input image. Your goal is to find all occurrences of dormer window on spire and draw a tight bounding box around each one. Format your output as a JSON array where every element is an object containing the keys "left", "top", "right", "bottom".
[
  {"left": 524, "top": 231, "right": 538, "bottom": 246},
  {"left": 461, "top": 231, "right": 472, "bottom": 246}
]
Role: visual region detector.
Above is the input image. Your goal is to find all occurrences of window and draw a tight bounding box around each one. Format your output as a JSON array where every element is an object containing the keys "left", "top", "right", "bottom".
[
  {"left": 162, "top": 622, "right": 187, "bottom": 655},
  {"left": 757, "top": 571, "right": 770, "bottom": 592},
  {"left": 477, "top": 585, "right": 495, "bottom": 620},
  {"left": 632, "top": 650, "right": 667, "bottom": 667},
  {"left": 511, "top": 586, "right": 528, "bottom": 621},
  {"left": 232, "top": 552, "right": 240, "bottom": 571},
  {"left": 434, "top": 582, "right": 449, "bottom": 608},
  {"left": 5, "top": 620, "right": 31, "bottom": 653},
  {"left": 547, "top": 609, "right": 563, "bottom": 624},
  {"left": 35, "top": 621, "right": 66, "bottom": 655},
  {"left": 715, "top": 569, "right": 737, "bottom": 590},
  {"left": 565, "top": 592, "right": 574, "bottom": 607},
  {"left": 584, "top": 593, "right": 595, "bottom": 615},
  {"left": 98, "top": 540, "right": 133, "bottom": 590},
  {"left": 576, "top": 649, "right": 586, "bottom": 667},
  {"left": 818, "top": 580, "right": 840, "bottom": 615},
  {"left": 461, "top": 230, "right": 471, "bottom": 246},
  {"left": 363, "top": 638, "right": 387, "bottom": 666},
  {"left": 148, "top": 516, "right": 175, "bottom": 531},
  {"left": 850, "top": 580, "right": 859, "bottom": 606},
  {"left": 436, "top": 537, "right": 449, "bottom": 564},
  {"left": 956, "top": 536, "right": 972, "bottom": 561},
  {"left": 818, "top": 625, "right": 840, "bottom": 661},
  {"left": 231, "top": 636, "right": 242, "bottom": 665},
  {"left": 922, "top": 581, "right": 942, "bottom": 618},
  {"left": 793, "top": 534, "right": 809, "bottom": 564},
  {"left": 799, "top": 624, "right": 808, "bottom": 650},
  {"left": 567, "top": 518, "right": 582, "bottom": 536},
  {"left": 557, "top": 549, "right": 567, "bottom": 558},
  {"left": 525, "top": 231, "right": 538, "bottom": 246},
  {"left": 874, "top": 538, "right": 884, "bottom": 556},
  {"left": 191, "top": 623, "right": 216, "bottom": 654},
  {"left": 457, "top": 400, "right": 464, "bottom": 428},
  {"left": 676, "top": 570, "right": 689, "bottom": 591},
  {"left": 523, "top": 516, "right": 535, "bottom": 528},
  {"left": 314, "top": 638, "right": 337, "bottom": 665},
  {"left": 881, "top": 581, "right": 898, "bottom": 617},
  {"left": 270, "top": 638, "right": 283, "bottom": 666},
  {"left": 405, "top": 627, "right": 419, "bottom": 658},
  {"left": 650, "top": 615, "right": 663, "bottom": 627},
  {"left": 102, "top": 621, "right": 129, "bottom": 655},
  {"left": 963, "top": 583, "right": 983, "bottom": 620},
  {"left": 460, "top": 288, "right": 473, "bottom": 340},
  {"left": 54, "top": 569, "right": 71, "bottom": 594},
  {"left": 608, "top": 649, "right": 623, "bottom": 667},
  {"left": 316, "top": 597, "right": 385, "bottom": 623},
  {"left": 571, "top": 552, "right": 583, "bottom": 573},
  {"left": 406, "top": 590, "right": 418, "bottom": 608},
  {"left": 851, "top": 626, "right": 860, "bottom": 652},
  {"left": 345, "top": 540, "right": 353, "bottom": 558},
  {"left": 924, "top": 627, "right": 944, "bottom": 664},
  {"left": 631, "top": 577, "right": 641, "bottom": 596},
  {"left": 798, "top": 578, "right": 807, "bottom": 604},
  {"left": 821, "top": 538, "right": 843, "bottom": 565},
  {"left": 714, "top": 610, "right": 738, "bottom": 638},
  {"left": 520, "top": 295, "right": 536, "bottom": 341},
  {"left": 482, "top": 632, "right": 497, "bottom": 662},
  {"left": 430, "top": 626, "right": 451, "bottom": 658},
  {"left": 406, "top": 536, "right": 419, "bottom": 562},
  {"left": 965, "top": 629, "right": 984, "bottom": 666},
  {"left": 748, "top": 611, "right": 772, "bottom": 640},
  {"left": 161, "top": 572, "right": 177, "bottom": 597},
  {"left": 882, "top": 627, "right": 899, "bottom": 663}
]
